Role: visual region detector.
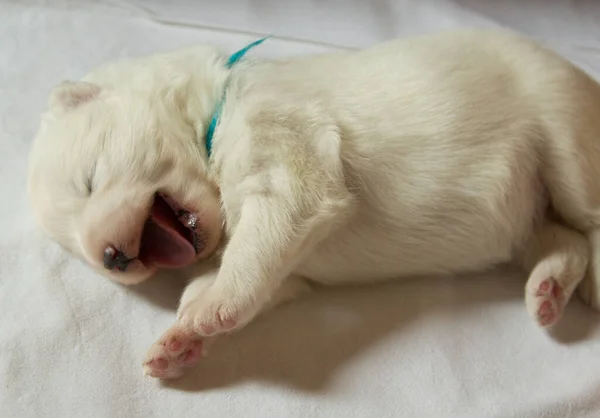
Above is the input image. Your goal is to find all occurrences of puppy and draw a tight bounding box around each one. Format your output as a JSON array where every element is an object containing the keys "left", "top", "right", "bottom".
[{"left": 28, "top": 29, "right": 600, "bottom": 379}]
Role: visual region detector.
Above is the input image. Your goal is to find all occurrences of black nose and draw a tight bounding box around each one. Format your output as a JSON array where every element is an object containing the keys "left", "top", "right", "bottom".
[{"left": 103, "top": 246, "right": 133, "bottom": 272}]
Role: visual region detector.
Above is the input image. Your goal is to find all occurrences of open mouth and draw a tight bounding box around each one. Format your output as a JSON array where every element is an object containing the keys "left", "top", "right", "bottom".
[{"left": 137, "top": 193, "right": 205, "bottom": 268}]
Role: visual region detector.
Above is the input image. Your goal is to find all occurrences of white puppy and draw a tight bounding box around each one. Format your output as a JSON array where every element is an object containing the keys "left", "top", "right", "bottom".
[{"left": 28, "top": 29, "right": 600, "bottom": 379}]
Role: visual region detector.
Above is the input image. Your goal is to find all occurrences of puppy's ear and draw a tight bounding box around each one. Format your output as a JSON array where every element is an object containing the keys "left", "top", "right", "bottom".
[{"left": 49, "top": 81, "right": 101, "bottom": 111}]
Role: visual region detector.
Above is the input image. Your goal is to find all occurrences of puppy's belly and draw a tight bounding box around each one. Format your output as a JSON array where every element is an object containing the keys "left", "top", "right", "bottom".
[
  {"left": 295, "top": 168, "right": 546, "bottom": 286},
  {"left": 297, "top": 218, "right": 532, "bottom": 285}
]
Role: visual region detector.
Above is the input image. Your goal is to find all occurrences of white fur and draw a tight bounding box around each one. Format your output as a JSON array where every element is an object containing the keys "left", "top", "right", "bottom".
[{"left": 28, "top": 29, "right": 600, "bottom": 378}]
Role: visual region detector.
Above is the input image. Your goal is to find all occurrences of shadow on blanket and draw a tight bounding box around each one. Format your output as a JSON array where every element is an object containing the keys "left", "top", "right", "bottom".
[{"left": 127, "top": 266, "right": 599, "bottom": 392}]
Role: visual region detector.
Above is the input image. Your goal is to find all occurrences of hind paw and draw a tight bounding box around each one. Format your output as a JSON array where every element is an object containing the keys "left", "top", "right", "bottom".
[{"left": 532, "top": 277, "right": 564, "bottom": 327}]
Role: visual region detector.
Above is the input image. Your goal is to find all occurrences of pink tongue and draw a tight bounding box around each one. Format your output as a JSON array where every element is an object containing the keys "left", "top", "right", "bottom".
[{"left": 139, "top": 196, "right": 197, "bottom": 268}]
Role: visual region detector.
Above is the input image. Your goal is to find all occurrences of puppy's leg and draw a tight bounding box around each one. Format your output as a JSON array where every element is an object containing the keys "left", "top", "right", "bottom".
[
  {"left": 536, "top": 72, "right": 600, "bottom": 309},
  {"left": 521, "top": 220, "right": 589, "bottom": 327},
  {"left": 177, "top": 192, "right": 345, "bottom": 336},
  {"left": 178, "top": 271, "right": 312, "bottom": 325},
  {"left": 546, "top": 161, "right": 600, "bottom": 310},
  {"left": 143, "top": 273, "right": 311, "bottom": 379},
  {"left": 142, "top": 272, "right": 217, "bottom": 379}
]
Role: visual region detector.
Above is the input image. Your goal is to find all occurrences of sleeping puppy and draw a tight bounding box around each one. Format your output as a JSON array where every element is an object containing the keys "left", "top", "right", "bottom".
[{"left": 28, "top": 29, "right": 600, "bottom": 379}]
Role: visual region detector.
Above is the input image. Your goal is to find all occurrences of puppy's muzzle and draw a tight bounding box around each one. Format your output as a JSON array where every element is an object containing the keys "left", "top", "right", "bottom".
[{"left": 103, "top": 245, "right": 134, "bottom": 272}]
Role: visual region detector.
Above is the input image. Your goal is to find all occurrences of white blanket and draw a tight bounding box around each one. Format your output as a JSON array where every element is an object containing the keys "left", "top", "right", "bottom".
[{"left": 2, "top": 1, "right": 600, "bottom": 417}]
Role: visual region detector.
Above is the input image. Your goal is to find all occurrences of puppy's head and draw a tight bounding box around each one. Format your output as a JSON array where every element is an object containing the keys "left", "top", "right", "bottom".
[{"left": 28, "top": 78, "right": 222, "bottom": 285}]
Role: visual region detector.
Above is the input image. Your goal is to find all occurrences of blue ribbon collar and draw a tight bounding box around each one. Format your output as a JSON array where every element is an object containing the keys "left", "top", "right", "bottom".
[{"left": 205, "top": 37, "right": 268, "bottom": 157}]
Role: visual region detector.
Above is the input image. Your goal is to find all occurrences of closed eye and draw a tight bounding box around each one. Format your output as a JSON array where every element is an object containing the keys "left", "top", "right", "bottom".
[
  {"left": 84, "top": 161, "right": 97, "bottom": 196},
  {"left": 84, "top": 176, "right": 93, "bottom": 195}
]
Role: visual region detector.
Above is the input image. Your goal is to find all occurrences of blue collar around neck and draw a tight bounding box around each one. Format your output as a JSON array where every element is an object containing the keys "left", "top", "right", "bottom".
[{"left": 205, "top": 37, "right": 268, "bottom": 158}]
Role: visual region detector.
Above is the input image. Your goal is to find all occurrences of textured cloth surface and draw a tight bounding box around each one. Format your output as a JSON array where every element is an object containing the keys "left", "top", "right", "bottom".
[{"left": 2, "top": 1, "right": 600, "bottom": 417}]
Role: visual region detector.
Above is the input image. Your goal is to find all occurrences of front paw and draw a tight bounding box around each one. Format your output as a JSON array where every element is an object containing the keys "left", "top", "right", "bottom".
[
  {"left": 177, "top": 284, "right": 260, "bottom": 336},
  {"left": 143, "top": 326, "right": 206, "bottom": 379}
]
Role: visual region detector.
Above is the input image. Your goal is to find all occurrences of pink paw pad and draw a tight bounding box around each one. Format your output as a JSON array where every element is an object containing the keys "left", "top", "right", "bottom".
[
  {"left": 168, "top": 339, "right": 182, "bottom": 352},
  {"left": 200, "top": 324, "right": 216, "bottom": 335},
  {"left": 147, "top": 357, "right": 168, "bottom": 370},
  {"left": 179, "top": 344, "right": 202, "bottom": 365},
  {"left": 534, "top": 277, "right": 563, "bottom": 327},
  {"left": 218, "top": 312, "right": 237, "bottom": 330},
  {"left": 143, "top": 330, "right": 205, "bottom": 379},
  {"left": 195, "top": 310, "right": 238, "bottom": 335},
  {"left": 220, "top": 318, "right": 237, "bottom": 330}
]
